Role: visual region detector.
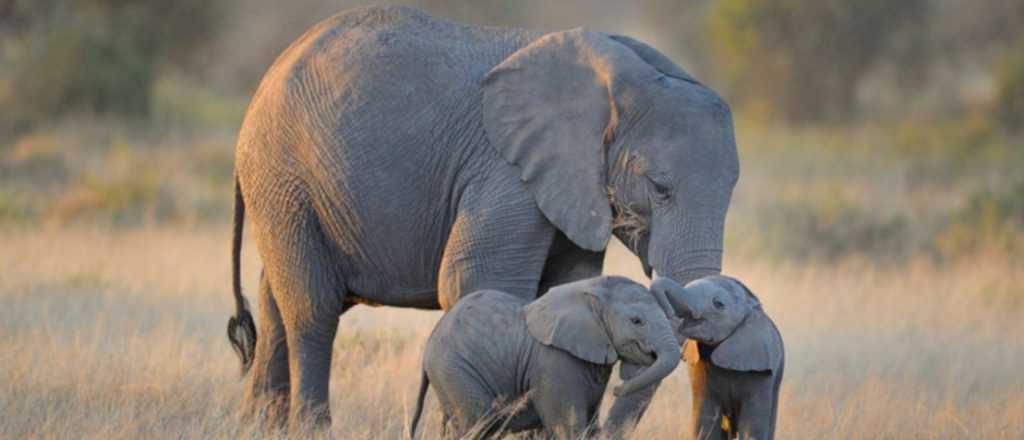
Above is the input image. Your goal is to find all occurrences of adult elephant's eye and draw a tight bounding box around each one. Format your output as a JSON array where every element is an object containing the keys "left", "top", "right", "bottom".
[
  {"left": 646, "top": 172, "right": 673, "bottom": 203},
  {"left": 630, "top": 317, "right": 644, "bottom": 326},
  {"left": 712, "top": 298, "right": 725, "bottom": 309}
]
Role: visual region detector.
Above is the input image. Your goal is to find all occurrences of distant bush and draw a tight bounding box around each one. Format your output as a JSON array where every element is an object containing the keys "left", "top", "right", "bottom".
[
  {"left": 0, "top": 0, "right": 225, "bottom": 131},
  {"left": 707, "top": 0, "right": 927, "bottom": 124},
  {"left": 48, "top": 170, "right": 178, "bottom": 225},
  {"left": 11, "top": 26, "right": 154, "bottom": 123},
  {"left": 750, "top": 180, "right": 1024, "bottom": 263},
  {"left": 891, "top": 111, "right": 998, "bottom": 156},
  {"left": 0, "top": 190, "right": 36, "bottom": 223},
  {"left": 756, "top": 193, "right": 912, "bottom": 261},
  {"left": 1, "top": 132, "right": 68, "bottom": 182},
  {"left": 935, "top": 181, "right": 1024, "bottom": 257},
  {"left": 150, "top": 74, "right": 247, "bottom": 131},
  {"left": 993, "top": 39, "right": 1024, "bottom": 133}
]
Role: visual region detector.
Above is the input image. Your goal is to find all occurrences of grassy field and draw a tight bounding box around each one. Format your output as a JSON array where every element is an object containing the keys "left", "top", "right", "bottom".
[
  {"left": 1, "top": 121, "right": 1022, "bottom": 439},
  {"left": 1, "top": 228, "right": 1021, "bottom": 439},
  {"left": 2, "top": 1, "right": 1022, "bottom": 438}
]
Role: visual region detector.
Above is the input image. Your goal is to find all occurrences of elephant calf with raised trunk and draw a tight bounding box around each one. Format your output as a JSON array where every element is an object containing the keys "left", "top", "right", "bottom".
[
  {"left": 409, "top": 276, "right": 681, "bottom": 438},
  {"left": 652, "top": 275, "right": 785, "bottom": 440}
]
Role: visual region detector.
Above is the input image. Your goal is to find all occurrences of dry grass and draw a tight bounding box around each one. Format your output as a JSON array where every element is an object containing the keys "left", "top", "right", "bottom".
[{"left": 1, "top": 226, "right": 1021, "bottom": 439}]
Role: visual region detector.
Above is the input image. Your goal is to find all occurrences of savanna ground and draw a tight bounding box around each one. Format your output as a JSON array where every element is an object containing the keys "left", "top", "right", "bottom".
[{"left": 1, "top": 116, "right": 1022, "bottom": 439}]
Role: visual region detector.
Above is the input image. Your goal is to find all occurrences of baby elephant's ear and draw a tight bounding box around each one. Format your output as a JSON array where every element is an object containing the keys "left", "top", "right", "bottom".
[
  {"left": 524, "top": 284, "right": 618, "bottom": 365},
  {"left": 710, "top": 309, "right": 783, "bottom": 373}
]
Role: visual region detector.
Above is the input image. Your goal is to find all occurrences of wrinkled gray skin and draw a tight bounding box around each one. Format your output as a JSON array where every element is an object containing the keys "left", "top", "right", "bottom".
[
  {"left": 409, "top": 277, "right": 681, "bottom": 439},
  {"left": 225, "top": 5, "right": 739, "bottom": 431},
  {"left": 652, "top": 275, "right": 784, "bottom": 440}
]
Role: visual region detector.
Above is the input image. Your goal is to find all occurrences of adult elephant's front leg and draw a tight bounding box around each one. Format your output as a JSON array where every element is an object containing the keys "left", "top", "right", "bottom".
[
  {"left": 538, "top": 237, "right": 605, "bottom": 293},
  {"left": 736, "top": 386, "right": 776, "bottom": 440},
  {"left": 605, "top": 362, "right": 661, "bottom": 437},
  {"left": 436, "top": 187, "right": 555, "bottom": 309}
]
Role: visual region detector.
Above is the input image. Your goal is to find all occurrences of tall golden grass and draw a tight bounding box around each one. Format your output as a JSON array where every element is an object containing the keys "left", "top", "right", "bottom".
[{"left": 2, "top": 227, "right": 1021, "bottom": 439}]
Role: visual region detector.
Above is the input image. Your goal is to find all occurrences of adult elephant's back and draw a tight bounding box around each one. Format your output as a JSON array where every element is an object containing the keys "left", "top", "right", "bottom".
[
  {"left": 233, "top": 6, "right": 544, "bottom": 307},
  {"left": 226, "top": 6, "right": 564, "bottom": 430}
]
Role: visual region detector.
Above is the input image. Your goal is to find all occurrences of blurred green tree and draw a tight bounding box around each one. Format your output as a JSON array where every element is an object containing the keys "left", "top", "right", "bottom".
[
  {"left": 994, "top": 38, "right": 1024, "bottom": 133},
  {"left": 707, "top": 0, "right": 927, "bottom": 124},
  {"left": 0, "top": 0, "right": 224, "bottom": 129}
]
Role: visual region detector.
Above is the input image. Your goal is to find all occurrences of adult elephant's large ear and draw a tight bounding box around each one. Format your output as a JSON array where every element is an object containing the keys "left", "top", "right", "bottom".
[
  {"left": 710, "top": 309, "right": 783, "bottom": 373},
  {"left": 606, "top": 34, "right": 700, "bottom": 84},
  {"left": 524, "top": 280, "right": 617, "bottom": 365},
  {"left": 482, "top": 29, "right": 652, "bottom": 251}
]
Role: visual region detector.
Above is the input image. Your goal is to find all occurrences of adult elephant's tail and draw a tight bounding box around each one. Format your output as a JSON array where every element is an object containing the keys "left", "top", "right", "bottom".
[
  {"left": 410, "top": 370, "right": 430, "bottom": 439},
  {"left": 226, "top": 174, "right": 256, "bottom": 376}
]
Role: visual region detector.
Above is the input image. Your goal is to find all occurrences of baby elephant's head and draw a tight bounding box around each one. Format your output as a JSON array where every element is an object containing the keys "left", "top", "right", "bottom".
[
  {"left": 663, "top": 275, "right": 759, "bottom": 345},
  {"left": 525, "top": 276, "right": 681, "bottom": 396},
  {"left": 652, "top": 274, "right": 782, "bottom": 373}
]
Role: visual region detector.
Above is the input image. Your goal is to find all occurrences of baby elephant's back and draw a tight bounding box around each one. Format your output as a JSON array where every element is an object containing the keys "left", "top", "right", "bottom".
[{"left": 424, "top": 290, "right": 533, "bottom": 391}]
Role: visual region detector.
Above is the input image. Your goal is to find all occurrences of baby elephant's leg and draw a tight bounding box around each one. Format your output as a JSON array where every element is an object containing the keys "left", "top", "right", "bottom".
[
  {"left": 432, "top": 373, "right": 497, "bottom": 438},
  {"left": 535, "top": 395, "right": 598, "bottom": 438},
  {"left": 690, "top": 364, "right": 725, "bottom": 440},
  {"left": 737, "top": 389, "right": 775, "bottom": 440},
  {"left": 533, "top": 367, "right": 603, "bottom": 437},
  {"left": 694, "top": 396, "right": 726, "bottom": 440}
]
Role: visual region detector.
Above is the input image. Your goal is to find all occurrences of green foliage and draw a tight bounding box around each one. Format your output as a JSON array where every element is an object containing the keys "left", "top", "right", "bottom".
[
  {"left": 756, "top": 192, "right": 912, "bottom": 261},
  {"left": 890, "top": 111, "right": 999, "bottom": 158},
  {"left": 0, "top": 0, "right": 225, "bottom": 130},
  {"left": 12, "top": 26, "right": 154, "bottom": 123},
  {"left": 0, "top": 121, "right": 237, "bottom": 226},
  {"left": 0, "top": 190, "right": 36, "bottom": 223},
  {"left": 708, "top": 0, "right": 927, "bottom": 124},
  {"left": 936, "top": 181, "right": 1024, "bottom": 257},
  {"left": 49, "top": 168, "right": 178, "bottom": 225},
  {"left": 150, "top": 74, "right": 247, "bottom": 131},
  {"left": 993, "top": 39, "right": 1024, "bottom": 132}
]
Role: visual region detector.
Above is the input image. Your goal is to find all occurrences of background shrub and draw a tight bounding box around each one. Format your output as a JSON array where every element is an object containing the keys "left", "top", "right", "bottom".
[
  {"left": 0, "top": 0, "right": 225, "bottom": 131},
  {"left": 993, "top": 39, "right": 1024, "bottom": 133},
  {"left": 706, "top": 0, "right": 927, "bottom": 124},
  {"left": 935, "top": 181, "right": 1024, "bottom": 258},
  {"left": 756, "top": 194, "right": 912, "bottom": 261}
]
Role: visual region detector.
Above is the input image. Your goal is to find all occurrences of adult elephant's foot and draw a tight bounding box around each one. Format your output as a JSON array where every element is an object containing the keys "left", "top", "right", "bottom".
[
  {"left": 241, "top": 394, "right": 289, "bottom": 431},
  {"left": 288, "top": 401, "right": 333, "bottom": 434},
  {"left": 283, "top": 314, "right": 340, "bottom": 433}
]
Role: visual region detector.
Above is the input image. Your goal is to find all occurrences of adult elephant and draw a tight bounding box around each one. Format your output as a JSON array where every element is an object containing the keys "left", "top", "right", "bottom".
[{"left": 226, "top": 5, "right": 739, "bottom": 432}]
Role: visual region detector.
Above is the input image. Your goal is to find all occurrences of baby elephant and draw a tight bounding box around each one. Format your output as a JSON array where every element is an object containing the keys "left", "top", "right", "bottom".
[
  {"left": 652, "top": 275, "right": 785, "bottom": 440},
  {"left": 410, "top": 276, "right": 681, "bottom": 438}
]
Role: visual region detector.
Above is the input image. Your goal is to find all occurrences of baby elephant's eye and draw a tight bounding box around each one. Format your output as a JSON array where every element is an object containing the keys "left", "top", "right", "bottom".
[
  {"left": 630, "top": 317, "right": 644, "bottom": 326},
  {"left": 712, "top": 298, "right": 725, "bottom": 309}
]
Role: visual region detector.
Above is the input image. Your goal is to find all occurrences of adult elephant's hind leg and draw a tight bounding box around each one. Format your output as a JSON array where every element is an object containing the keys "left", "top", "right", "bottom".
[
  {"left": 242, "top": 270, "right": 290, "bottom": 429},
  {"left": 259, "top": 210, "right": 347, "bottom": 432}
]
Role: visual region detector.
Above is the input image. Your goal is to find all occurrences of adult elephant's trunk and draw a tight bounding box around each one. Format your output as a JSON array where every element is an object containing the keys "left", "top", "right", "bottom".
[
  {"left": 646, "top": 202, "right": 727, "bottom": 289},
  {"left": 651, "top": 275, "right": 696, "bottom": 320},
  {"left": 614, "top": 326, "right": 681, "bottom": 397}
]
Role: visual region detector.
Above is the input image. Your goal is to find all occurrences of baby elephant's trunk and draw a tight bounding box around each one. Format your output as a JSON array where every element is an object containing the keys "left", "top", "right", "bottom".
[{"left": 615, "top": 329, "right": 682, "bottom": 396}]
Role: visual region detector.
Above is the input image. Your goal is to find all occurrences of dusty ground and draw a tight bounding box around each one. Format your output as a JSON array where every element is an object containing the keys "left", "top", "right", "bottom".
[{"left": 2, "top": 226, "right": 1021, "bottom": 439}]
